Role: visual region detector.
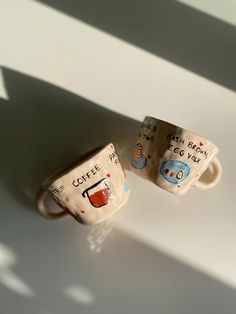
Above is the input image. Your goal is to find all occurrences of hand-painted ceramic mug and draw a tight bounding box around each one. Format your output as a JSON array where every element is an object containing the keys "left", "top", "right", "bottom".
[
  {"left": 37, "top": 143, "right": 130, "bottom": 224},
  {"left": 130, "top": 116, "right": 221, "bottom": 195}
]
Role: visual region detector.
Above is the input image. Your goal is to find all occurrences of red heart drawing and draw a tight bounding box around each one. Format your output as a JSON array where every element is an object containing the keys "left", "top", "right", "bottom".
[
  {"left": 106, "top": 173, "right": 111, "bottom": 178},
  {"left": 200, "top": 142, "right": 204, "bottom": 146}
]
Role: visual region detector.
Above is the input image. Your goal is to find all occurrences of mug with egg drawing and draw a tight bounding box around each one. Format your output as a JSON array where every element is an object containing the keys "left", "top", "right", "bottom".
[{"left": 131, "top": 116, "right": 221, "bottom": 195}]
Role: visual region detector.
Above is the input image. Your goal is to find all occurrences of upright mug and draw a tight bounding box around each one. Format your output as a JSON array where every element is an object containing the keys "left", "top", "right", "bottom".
[{"left": 131, "top": 116, "right": 221, "bottom": 195}]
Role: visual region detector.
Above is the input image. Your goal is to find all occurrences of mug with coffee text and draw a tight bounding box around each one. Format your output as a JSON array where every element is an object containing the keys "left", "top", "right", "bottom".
[
  {"left": 37, "top": 143, "right": 130, "bottom": 224},
  {"left": 131, "top": 116, "right": 221, "bottom": 195}
]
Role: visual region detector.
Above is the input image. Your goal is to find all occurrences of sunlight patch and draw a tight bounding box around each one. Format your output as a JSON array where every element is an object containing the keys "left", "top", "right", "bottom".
[
  {"left": 0, "top": 243, "right": 34, "bottom": 297},
  {"left": 0, "top": 68, "right": 9, "bottom": 100},
  {"left": 64, "top": 285, "right": 95, "bottom": 305}
]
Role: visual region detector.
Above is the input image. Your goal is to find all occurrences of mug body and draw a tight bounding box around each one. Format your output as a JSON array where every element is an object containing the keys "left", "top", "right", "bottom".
[
  {"left": 131, "top": 117, "right": 219, "bottom": 195},
  {"left": 48, "top": 143, "right": 130, "bottom": 224}
]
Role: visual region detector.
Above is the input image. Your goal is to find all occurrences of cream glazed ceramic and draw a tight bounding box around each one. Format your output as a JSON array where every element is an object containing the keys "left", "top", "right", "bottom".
[
  {"left": 131, "top": 116, "right": 221, "bottom": 195},
  {"left": 37, "top": 143, "right": 130, "bottom": 224}
]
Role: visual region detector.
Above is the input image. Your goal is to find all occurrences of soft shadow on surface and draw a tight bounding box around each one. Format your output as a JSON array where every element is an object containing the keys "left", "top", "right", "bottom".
[
  {"left": 0, "top": 221, "right": 236, "bottom": 314},
  {"left": 0, "top": 67, "right": 139, "bottom": 210},
  {"left": 38, "top": 0, "right": 236, "bottom": 91}
]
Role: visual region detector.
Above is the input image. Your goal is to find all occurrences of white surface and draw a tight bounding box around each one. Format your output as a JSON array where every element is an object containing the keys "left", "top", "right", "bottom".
[
  {"left": 178, "top": 0, "right": 236, "bottom": 26},
  {"left": 0, "top": 0, "right": 236, "bottom": 308}
]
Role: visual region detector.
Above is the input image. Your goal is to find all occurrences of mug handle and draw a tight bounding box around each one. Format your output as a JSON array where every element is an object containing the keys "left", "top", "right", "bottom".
[
  {"left": 193, "top": 157, "right": 222, "bottom": 190},
  {"left": 37, "top": 187, "right": 68, "bottom": 219}
]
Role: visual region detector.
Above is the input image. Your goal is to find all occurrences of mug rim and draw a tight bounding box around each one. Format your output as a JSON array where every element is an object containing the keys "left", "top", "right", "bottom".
[
  {"left": 144, "top": 116, "right": 219, "bottom": 151},
  {"left": 42, "top": 143, "right": 113, "bottom": 188}
]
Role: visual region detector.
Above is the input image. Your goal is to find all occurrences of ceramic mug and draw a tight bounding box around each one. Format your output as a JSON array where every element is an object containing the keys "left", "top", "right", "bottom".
[
  {"left": 37, "top": 143, "right": 130, "bottom": 224},
  {"left": 131, "top": 116, "right": 221, "bottom": 195}
]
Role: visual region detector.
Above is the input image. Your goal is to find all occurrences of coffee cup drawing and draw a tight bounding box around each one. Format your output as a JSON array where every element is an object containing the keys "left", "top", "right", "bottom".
[{"left": 82, "top": 178, "right": 111, "bottom": 208}]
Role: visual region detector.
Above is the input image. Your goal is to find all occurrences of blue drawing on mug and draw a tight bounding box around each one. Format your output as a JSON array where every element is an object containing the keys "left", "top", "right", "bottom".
[
  {"left": 131, "top": 154, "right": 147, "bottom": 169},
  {"left": 160, "top": 160, "right": 190, "bottom": 184},
  {"left": 124, "top": 180, "right": 130, "bottom": 192},
  {"left": 131, "top": 143, "right": 147, "bottom": 169}
]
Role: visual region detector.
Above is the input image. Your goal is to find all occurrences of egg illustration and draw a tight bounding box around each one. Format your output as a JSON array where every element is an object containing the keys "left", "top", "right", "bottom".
[{"left": 160, "top": 160, "right": 190, "bottom": 184}]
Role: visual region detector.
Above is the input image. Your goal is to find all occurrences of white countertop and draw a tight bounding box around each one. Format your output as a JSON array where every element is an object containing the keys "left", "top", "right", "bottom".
[{"left": 0, "top": 1, "right": 236, "bottom": 313}]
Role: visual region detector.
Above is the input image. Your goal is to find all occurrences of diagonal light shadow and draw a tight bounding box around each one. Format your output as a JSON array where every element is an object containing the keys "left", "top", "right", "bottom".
[
  {"left": 0, "top": 67, "right": 236, "bottom": 314},
  {"left": 37, "top": 0, "right": 236, "bottom": 91},
  {"left": 1, "top": 223, "right": 236, "bottom": 314},
  {"left": 0, "top": 66, "right": 139, "bottom": 211}
]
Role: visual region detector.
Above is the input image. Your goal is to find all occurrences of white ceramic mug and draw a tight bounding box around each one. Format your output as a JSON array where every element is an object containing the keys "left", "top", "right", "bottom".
[
  {"left": 130, "top": 116, "right": 221, "bottom": 195},
  {"left": 37, "top": 143, "right": 130, "bottom": 224}
]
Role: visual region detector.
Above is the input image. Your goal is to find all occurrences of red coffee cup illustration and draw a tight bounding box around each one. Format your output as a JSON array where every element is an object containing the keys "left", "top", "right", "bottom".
[{"left": 82, "top": 178, "right": 111, "bottom": 208}]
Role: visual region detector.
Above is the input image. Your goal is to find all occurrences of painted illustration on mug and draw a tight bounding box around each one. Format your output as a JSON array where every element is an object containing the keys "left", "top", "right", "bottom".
[
  {"left": 160, "top": 160, "right": 190, "bottom": 184},
  {"left": 82, "top": 178, "right": 111, "bottom": 208},
  {"left": 124, "top": 180, "right": 130, "bottom": 192},
  {"left": 131, "top": 143, "right": 147, "bottom": 169}
]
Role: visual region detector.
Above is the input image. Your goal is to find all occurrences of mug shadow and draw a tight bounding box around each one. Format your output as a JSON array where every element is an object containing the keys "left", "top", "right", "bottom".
[{"left": 0, "top": 66, "right": 140, "bottom": 211}]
